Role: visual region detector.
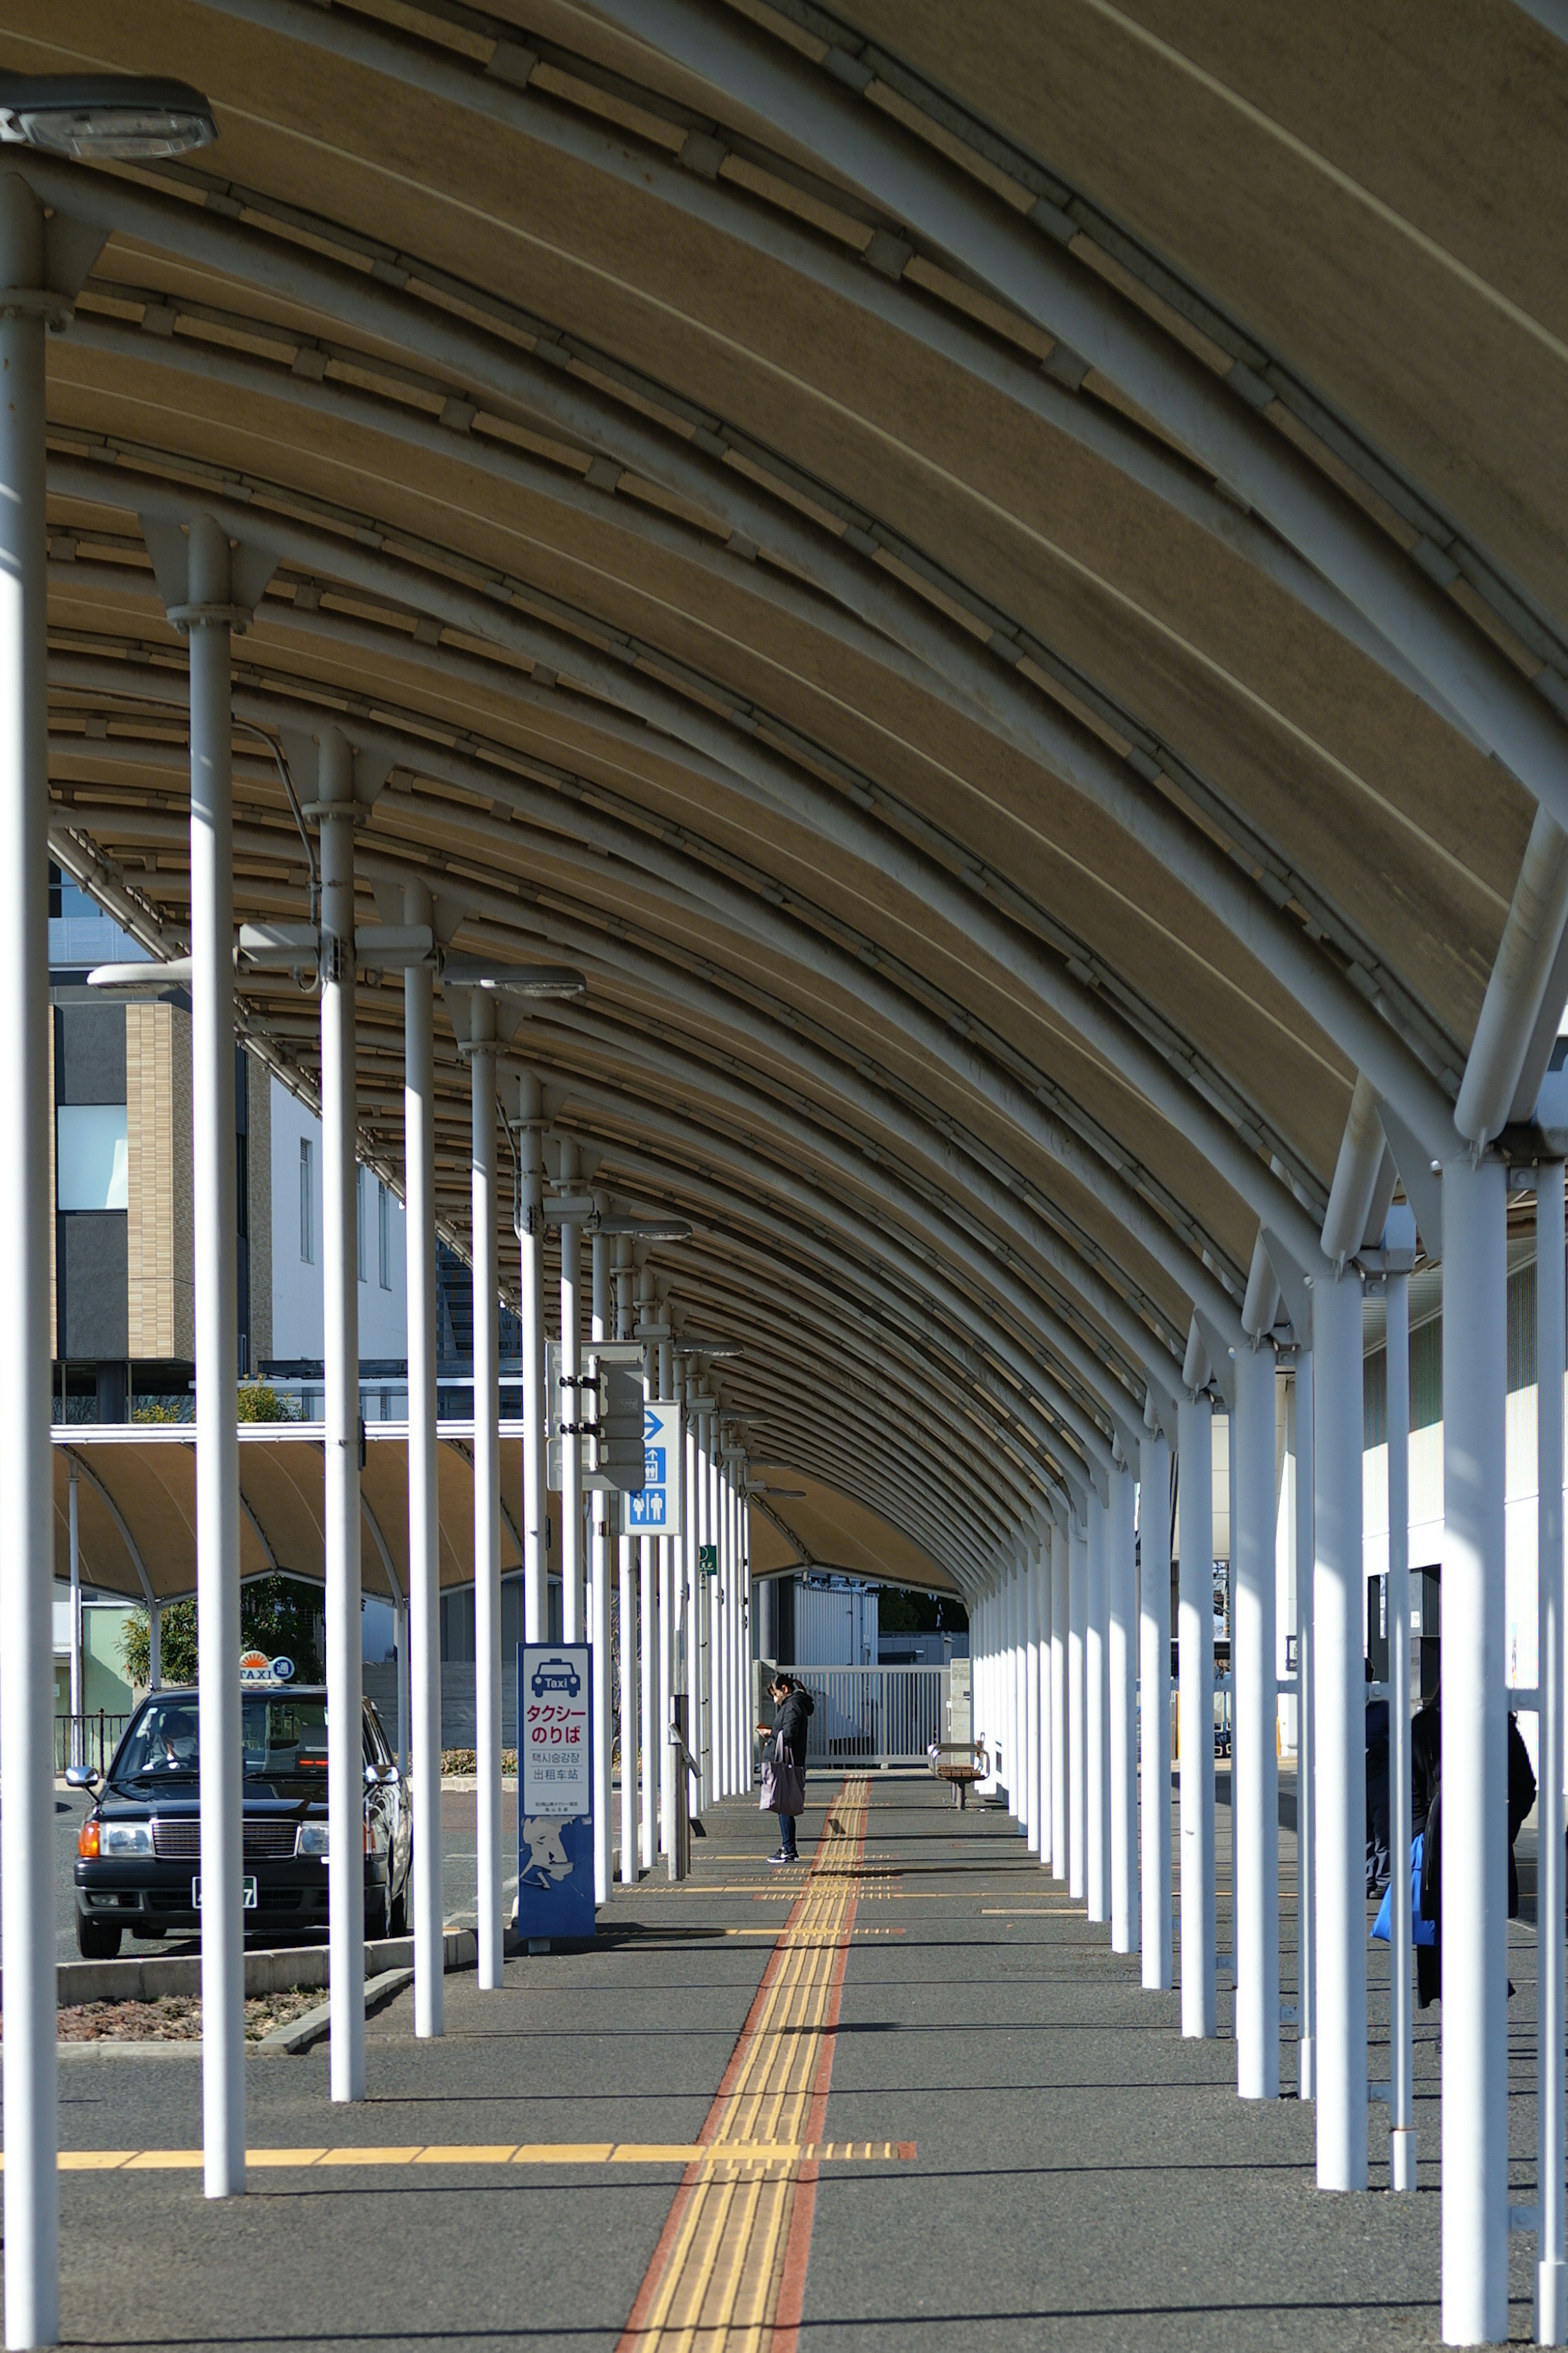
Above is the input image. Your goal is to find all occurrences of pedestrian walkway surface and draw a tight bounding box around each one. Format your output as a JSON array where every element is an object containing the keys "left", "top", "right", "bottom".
[{"left": 7, "top": 1771, "right": 1547, "bottom": 2347}]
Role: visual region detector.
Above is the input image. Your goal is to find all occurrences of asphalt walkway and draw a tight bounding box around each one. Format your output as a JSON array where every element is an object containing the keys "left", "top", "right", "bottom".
[{"left": 7, "top": 1771, "right": 1550, "bottom": 2347}]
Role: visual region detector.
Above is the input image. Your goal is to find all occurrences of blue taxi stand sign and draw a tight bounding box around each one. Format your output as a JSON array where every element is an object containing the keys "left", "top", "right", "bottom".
[{"left": 516, "top": 1643, "right": 595, "bottom": 1946}]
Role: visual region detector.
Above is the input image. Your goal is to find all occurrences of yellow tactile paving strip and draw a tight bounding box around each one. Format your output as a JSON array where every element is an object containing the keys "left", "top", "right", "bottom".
[
  {"left": 619, "top": 1775, "right": 880, "bottom": 2353},
  {"left": 22, "top": 2140, "right": 906, "bottom": 2174}
]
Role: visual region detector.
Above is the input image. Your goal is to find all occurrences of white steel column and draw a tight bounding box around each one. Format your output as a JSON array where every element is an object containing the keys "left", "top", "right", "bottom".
[
  {"left": 1441, "top": 1155, "right": 1508, "bottom": 2337},
  {"left": 1294, "top": 1354, "right": 1317, "bottom": 2101},
  {"left": 640, "top": 1534, "right": 657, "bottom": 1866},
  {"left": 1087, "top": 1496, "right": 1109, "bottom": 1923},
  {"left": 1234, "top": 1339, "right": 1280, "bottom": 2099},
  {"left": 1069, "top": 1512, "right": 1087, "bottom": 1901},
  {"left": 318, "top": 729, "right": 365, "bottom": 2105},
  {"left": 67, "top": 1466, "right": 81, "bottom": 1759},
  {"left": 1386, "top": 1248, "right": 1416, "bottom": 2189},
  {"left": 559, "top": 1178, "right": 584, "bottom": 1642},
  {"left": 1108, "top": 1459, "right": 1138, "bottom": 1956},
  {"left": 1538, "top": 1159, "right": 1566, "bottom": 2340},
  {"left": 1140, "top": 1429, "right": 1173, "bottom": 1990},
  {"left": 1037, "top": 1540, "right": 1054, "bottom": 1870},
  {"left": 618, "top": 1246, "right": 639, "bottom": 1885},
  {"left": 708, "top": 1441, "right": 723, "bottom": 1800},
  {"left": 187, "top": 516, "right": 246, "bottom": 2196},
  {"left": 1178, "top": 1392, "right": 1217, "bottom": 2039},
  {"left": 715, "top": 1457, "right": 731, "bottom": 1799},
  {"left": 590, "top": 1221, "right": 612, "bottom": 1904},
  {"left": 1025, "top": 1548, "right": 1042, "bottom": 1856},
  {"left": 684, "top": 1402, "right": 702, "bottom": 1819},
  {"left": 468, "top": 995, "right": 503, "bottom": 1988},
  {"left": 619, "top": 1495, "right": 638, "bottom": 1878},
  {"left": 405, "top": 927, "right": 442, "bottom": 2037},
  {"left": 660, "top": 1355, "right": 679, "bottom": 1856},
  {"left": 517, "top": 1075, "right": 547, "bottom": 1645},
  {"left": 697, "top": 1410, "right": 713, "bottom": 1809},
  {"left": 1051, "top": 1517, "right": 1069, "bottom": 1878},
  {"left": 735, "top": 1481, "right": 748, "bottom": 1791},
  {"left": 1011, "top": 1558, "right": 1025, "bottom": 1828},
  {"left": 1313, "top": 1266, "right": 1366, "bottom": 2190},
  {"left": 0, "top": 169, "right": 58, "bottom": 2353}
]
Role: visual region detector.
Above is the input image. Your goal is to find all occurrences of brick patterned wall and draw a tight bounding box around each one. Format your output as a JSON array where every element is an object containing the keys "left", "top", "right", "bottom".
[{"left": 125, "top": 1004, "right": 194, "bottom": 1358}]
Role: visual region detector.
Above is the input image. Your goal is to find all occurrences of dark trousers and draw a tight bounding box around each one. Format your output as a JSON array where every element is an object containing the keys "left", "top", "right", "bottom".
[{"left": 776, "top": 1811, "right": 799, "bottom": 1858}]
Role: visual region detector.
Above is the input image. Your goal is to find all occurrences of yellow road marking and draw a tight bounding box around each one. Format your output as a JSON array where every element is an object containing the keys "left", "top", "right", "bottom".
[
  {"left": 31, "top": 2139, "right": 911, "bottom": 2175},
  {"left": 620, "top": 1777, "right": 874, "bottom": 2352}
]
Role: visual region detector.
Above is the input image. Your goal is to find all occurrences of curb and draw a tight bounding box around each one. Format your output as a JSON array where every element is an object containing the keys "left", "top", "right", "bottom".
[
  {"left": 255, "top": 1967, "right": 415, "bottom": 2054},
  {"left": 43, "top": 1927, "right": 476, "bottom": 2009}
]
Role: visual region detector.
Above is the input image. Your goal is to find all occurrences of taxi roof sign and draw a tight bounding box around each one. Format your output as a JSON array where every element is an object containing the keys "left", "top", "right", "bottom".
[{"left": 239, "top": 1650, "right": 296, "bottom": 1687}]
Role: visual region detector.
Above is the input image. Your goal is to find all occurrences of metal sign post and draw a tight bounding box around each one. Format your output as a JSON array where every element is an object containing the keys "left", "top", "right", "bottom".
[{"left": 516, "top": 1643, "right": 595, "bottom": 1947}]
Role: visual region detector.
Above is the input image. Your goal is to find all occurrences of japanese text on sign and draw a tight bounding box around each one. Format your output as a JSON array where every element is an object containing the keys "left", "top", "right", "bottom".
[{"left": 521, "top": 1646, "right": 591, "bottom": 1816}]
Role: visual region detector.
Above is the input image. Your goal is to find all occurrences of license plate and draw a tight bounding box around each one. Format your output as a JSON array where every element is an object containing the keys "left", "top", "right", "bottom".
[{"left": 192, "top": 1876, "right": 258, "bottom": 1910}]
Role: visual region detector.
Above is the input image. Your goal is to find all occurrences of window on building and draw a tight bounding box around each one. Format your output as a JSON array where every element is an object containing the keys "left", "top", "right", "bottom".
[
  {"left": 56, "top": 1104, "right": 128, "bottom": 1211},
  {"left": 299, "top": 1137, "right": 314, "bottom": 1264},
  {"left": 356, "top": 1166, "right": 367, "bottom": 1284},
  {"left": 378, "top": 1180, "right": 391, "bottom": 1289}
]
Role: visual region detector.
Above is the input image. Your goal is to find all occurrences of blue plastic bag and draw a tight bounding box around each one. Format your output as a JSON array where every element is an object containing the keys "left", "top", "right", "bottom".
[{"left": 1371, "top": 1832, "right": 1434, "bottom": 1946}]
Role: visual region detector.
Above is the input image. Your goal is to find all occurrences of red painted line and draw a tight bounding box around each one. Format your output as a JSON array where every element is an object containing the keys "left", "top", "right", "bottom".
[{"left": 615, "top": 1786, "right": 854, "bottom": 2352}]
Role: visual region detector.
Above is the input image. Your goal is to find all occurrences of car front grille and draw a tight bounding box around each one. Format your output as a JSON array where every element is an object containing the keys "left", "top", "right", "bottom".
[
  {"left": 149, "top": 1818, "right": 199, "bottom": 1860},
  {"left": 149, "top": 1818, "right": 301, "bottom": 1862}
]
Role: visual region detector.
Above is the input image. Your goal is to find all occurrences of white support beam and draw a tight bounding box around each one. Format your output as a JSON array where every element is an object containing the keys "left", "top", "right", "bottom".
[
  {"left": 404, "top": 889, "right": 443, "bottom": 2040},
  {"left": 1312, "top": 1268, "right": 1366, "bottom": 2190},
  {"left": 1538, "top": 1160, "right": 1567, "bottom": 2338},
  {"left": 1233, "top": 1340, "right": 1280, "bottom": 2100},
  {"left": 467, "top": 992, "right": 503, "bottom": 1989},
  {"left": 0, "top": 167, "right": 59, "bottom": 2351},
  {"left": 318, "top": 725, "right": 366, "bottom": 2106},
  {"left": 1069, "top": 1513, "right": 1087, "bottom": 1903},
  {"left": 185, "top": 513, "right": 247, "bottom": 2200},
  {"left": 1178, "top": 1392, "right": 1217, "bottom": 2040},
  {"left": 1107, "top": 1461, "right": 1138, "bottom": 1957},
  {"left": 1139, "top": 1431, "right": 1173, "bottom": 1991},
  {"left": 1441, "top": 1156, "right": 1509, "bottom": 2339}
]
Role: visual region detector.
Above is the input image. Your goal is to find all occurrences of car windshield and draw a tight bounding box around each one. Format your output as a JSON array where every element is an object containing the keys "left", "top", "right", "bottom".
[
  {"left": 113, "top": 1694, "right": 332, "bottom": 1782},
  {"left": 242, "top": 1695, "right": 330, "bottom": 1780}
]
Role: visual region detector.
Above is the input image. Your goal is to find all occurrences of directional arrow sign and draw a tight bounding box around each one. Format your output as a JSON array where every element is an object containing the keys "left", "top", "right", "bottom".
[{"left": 626, "top": 1401, "right": 682, "bottom": 1536}]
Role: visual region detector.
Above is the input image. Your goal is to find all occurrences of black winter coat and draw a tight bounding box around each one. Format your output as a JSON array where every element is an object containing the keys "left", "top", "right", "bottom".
[{"left": 771, "top": 1688, "right": 815, "bottom": 1769}]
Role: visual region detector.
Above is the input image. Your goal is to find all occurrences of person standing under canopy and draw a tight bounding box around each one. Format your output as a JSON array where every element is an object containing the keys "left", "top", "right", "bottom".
[{"left": 757, "top": 1674, "right": 813, "bottom": 1865}]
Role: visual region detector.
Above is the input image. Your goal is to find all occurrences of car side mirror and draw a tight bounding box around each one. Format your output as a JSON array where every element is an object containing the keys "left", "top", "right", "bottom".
[{"left": 64, "top": 1764, "right": 98, "bottom": 1789}]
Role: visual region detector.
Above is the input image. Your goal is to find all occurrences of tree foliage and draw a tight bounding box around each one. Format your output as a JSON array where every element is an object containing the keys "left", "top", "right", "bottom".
[
  {"left": 121, "top": 1574, "right": 324, "bottom": 1689},
  {"left": 236, "top": 1383, "right": 295, "bottom": 1422},
  {"left": 876, "top": 1584, "right": 968, "bottom": 1635}
]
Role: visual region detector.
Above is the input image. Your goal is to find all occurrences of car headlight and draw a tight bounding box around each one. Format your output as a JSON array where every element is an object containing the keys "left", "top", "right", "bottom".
[
  {"left": 97, "top": 1822, "right": 153, "bottom": 1856},
  {"left": 294, "top": 1823, "right": 330, "bottom": 1857}
]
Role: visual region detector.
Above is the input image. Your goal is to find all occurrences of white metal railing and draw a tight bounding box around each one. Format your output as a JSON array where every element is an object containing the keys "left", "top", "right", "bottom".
[{"left": 790, "top": 1665, "right": 948, "bottom": 1767}]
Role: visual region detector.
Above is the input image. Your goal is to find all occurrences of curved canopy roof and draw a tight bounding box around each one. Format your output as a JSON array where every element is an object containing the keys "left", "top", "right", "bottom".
[
  {"left": 56, "top": 1424, "right": 529, "bottom": 1605},
  {"left": 22, "top": 0, "right": 1568, "bottom": 1599}
]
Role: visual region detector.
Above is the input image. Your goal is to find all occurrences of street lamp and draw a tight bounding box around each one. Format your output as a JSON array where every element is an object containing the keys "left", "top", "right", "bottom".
[
  {"left": 0, "top": 67, "right": 218, "bottom": 2353},
  {"left": 596, "top": 1213, "right": 692, "bottom": 1241},
  {"left": 0, "top": 74, "right": 216, "bottom": 159}
]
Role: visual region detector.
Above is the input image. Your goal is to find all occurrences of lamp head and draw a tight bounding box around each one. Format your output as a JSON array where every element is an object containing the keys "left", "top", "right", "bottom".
[{"left": 0, "top": 75, "right": 217, "bottom": 159}]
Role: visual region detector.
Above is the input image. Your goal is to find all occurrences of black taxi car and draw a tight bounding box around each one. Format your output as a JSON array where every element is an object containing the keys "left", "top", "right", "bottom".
[{"left": 69, "top": 1683, "right": 412, "bottom": 1957}]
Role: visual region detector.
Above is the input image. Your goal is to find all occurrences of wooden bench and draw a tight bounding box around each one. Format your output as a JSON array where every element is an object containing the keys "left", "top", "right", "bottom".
[{"left": 928, "top": 1741, "right": 988, "bottom": 1808}]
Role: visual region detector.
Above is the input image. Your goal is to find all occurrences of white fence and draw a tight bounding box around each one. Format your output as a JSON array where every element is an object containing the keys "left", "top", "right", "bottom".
[{"left": 791, "top": 1664, "right": 948, "bottom": 1767}]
